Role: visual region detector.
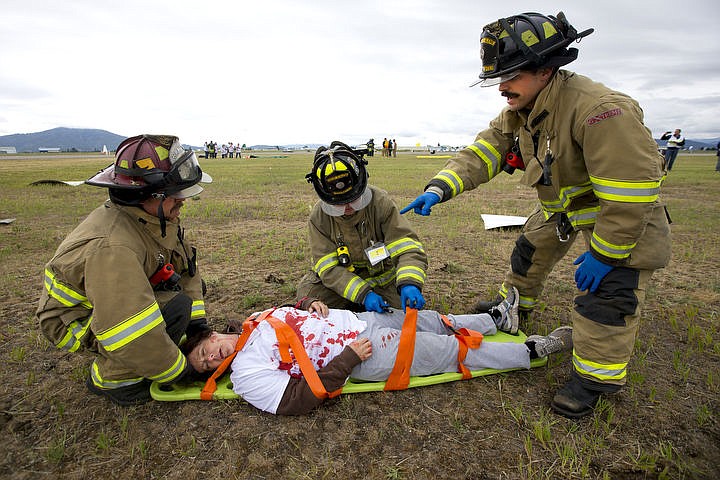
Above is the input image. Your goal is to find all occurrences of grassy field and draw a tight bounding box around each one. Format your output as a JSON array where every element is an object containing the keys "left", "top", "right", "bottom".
[{"left": 0, "top": 151, "right": 718, "bottom": 479}]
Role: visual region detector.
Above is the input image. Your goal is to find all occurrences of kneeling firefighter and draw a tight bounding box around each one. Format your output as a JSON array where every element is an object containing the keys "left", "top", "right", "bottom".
[
  {"left": 37, "top": 134, "right": 213, "bottom": 405},
  {"left": 296, "top": 141, "right": 428, "bottom": 313}
]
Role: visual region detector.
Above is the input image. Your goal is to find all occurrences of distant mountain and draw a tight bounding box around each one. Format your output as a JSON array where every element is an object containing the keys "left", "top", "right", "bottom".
[{"left": 0, "top": 127, "right": 126, "bottom": 153}]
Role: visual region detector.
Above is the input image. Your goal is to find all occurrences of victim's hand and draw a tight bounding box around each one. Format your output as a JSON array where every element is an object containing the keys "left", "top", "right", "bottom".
[
  {"left": 308, "top": 300, "right": 329, "bottom": 317},
  {"left": 349, "top": 337, "right": 372, "bottom": 361}
]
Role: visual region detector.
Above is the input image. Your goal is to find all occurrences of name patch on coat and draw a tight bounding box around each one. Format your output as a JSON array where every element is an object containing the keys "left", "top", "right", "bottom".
[{"left": 587, "top": 108, "right": 622, "bottom": 126}]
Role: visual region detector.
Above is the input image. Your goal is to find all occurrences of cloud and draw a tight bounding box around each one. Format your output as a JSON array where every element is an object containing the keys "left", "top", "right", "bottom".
[{"left": 1, "top": 0, "right": 719, "bottom": 144}]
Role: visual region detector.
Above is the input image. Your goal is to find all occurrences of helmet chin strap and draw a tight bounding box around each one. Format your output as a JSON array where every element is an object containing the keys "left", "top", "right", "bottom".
[{"left": 153, "top": 192, "right": 168, "bottom": 237}]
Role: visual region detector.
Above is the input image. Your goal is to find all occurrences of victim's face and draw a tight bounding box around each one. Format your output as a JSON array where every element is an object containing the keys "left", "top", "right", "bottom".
[{"left": 189, "top": 332, "right": 239, "bottom": 373}]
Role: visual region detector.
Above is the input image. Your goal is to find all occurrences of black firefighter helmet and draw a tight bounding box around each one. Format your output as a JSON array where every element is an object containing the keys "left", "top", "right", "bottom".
[{"left": 471, "top": 11, "right": 594, "bottom": 87}]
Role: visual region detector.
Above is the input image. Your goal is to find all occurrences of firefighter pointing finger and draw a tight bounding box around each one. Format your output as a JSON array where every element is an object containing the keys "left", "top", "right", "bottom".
[
  {"left": 402, "top": 12, "right": 671, "bottom": 418},
  {"left": 37, "top": 134, "right": 213, "bottom": 406}
]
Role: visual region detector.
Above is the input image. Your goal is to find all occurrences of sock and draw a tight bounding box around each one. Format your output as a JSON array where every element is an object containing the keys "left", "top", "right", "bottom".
[{"left": 526, "top": 341, "right": 539, "bottom": 359}]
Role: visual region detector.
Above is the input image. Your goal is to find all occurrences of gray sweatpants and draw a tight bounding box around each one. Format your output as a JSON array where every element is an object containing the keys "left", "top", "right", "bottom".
[{"left": 350, "top": 310, "right": 530, "bottom": 381}]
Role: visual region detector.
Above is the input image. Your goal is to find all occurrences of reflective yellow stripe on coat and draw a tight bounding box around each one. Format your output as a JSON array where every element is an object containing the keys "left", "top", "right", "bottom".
[
  {"left": 95, "top": 302, "right": 164, "bottom": 352},
  {"left": 44, "top": 268, "right": 92, "bottom": 309}
]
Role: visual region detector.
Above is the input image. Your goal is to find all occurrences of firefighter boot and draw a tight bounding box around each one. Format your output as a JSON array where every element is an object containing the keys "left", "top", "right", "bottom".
[
  {"left": 468, "top": 295, "right": 501, "bottom": 314},
  {"left": 86, "top": 376, "right": 152, "bottom": 406},
  {"left": 551, "top": 376, "right": 602, "bottom": 419},
  {"left": 488, "top": 286, "right": 519, "bottom": 335},
  {"left": 470, "top": 293, "right": 533, "bottom": 322}
]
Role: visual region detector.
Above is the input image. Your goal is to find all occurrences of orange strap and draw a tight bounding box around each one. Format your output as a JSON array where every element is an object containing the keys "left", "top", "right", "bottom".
[
  {"left": 200, "top": 309, "right": 275, "bottom": 400},
  {"left": 264, "top": 316, "right": 343, "bottom": 399},
  {"left": 384, "top": 308, "right": 418, "bottom": 391},
  {"left": 440, "top": 314, "right": 483, "bottom": 380}
]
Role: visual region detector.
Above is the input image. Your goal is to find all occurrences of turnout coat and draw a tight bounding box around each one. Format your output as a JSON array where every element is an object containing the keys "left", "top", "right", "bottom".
[{"left": 37, "top": 200, "right": 206, "bottom": 389}]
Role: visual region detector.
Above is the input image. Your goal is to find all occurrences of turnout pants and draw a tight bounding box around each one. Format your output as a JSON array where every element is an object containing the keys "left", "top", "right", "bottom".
[
  {"left": 497, "top": 203, "right": 670, "bottom": 390},
  {"left": 497, "top": 207, "right": 577, "bottom": 313},
  {"left": 89, "top": 292, "right": 193, "bottom": 390}
]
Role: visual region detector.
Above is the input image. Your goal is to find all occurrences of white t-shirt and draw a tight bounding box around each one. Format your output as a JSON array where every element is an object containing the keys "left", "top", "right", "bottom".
[{"left": 229, "top": 307, "right": 366, "bottom": 414}]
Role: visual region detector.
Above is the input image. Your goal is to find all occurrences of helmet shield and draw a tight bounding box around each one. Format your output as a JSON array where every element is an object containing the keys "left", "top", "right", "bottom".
[
  {"left": 86, "top": 134, "right": 210, "bottom": 201},
  {"left": 306, "top": 142, "right": 368, "bottom": 205}
]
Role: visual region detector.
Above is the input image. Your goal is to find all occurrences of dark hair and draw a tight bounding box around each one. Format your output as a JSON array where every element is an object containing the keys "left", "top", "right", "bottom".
[
  {"left": 181, "top": 321, "right": 245, "bottom": 380},
  {"left": 180, "top": 329, "right": 214, "bottom": 380},
  {"left": 181, "top": 328, "right": 212, "bottom": 357}
]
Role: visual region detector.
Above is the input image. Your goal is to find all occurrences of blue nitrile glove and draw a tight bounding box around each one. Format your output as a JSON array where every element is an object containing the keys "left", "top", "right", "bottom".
[
  {"left": 363, "top": 291, "right": 390, "bottom": 313},
  {"left": 400, "top": 285, "right": 425, "bottom": 311},
  {"left": 574, "top": 251, "right": 614, "bottom": 293},
  {"left": 399, "top": 191, "right": 441, "bottom": 216}
]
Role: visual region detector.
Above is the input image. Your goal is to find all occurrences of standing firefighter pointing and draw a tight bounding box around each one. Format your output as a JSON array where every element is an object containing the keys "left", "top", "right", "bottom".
[
  {"left": 37, "top": 134, "right": 213, "bottom": 405},
  {"left": 401, "top": 12, "right": 671, "bottom": 418}
]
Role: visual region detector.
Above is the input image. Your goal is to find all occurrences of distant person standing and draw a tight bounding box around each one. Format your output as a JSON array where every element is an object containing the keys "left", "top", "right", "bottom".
[
  {"left": 660, "top": 129, "right": 685, "bottom": 171},
  {"left": 715, "top": 141, "right": 720, "bottom": 173},
  {"left": 366, "top": 138, "right": 375, "bottom": 157},
  {"left": 382, "top": 138, "right": 389, "bottom": 157},
  {"left": 392, "top": 139, "right": 397, "bottom": 157}
]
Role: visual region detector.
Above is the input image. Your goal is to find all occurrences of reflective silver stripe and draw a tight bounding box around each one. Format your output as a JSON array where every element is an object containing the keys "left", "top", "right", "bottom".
[
  {"left": 541, "top": 183, "right": 594, "bottom": 213},
  {"left": 314, "top": 253, "right": 339, "bottom": 276},
  {"left": 567, "top": 207, "right": 599, "bottom": 227},
  {"left": 590, "top": 176, "right": 660, "bottom": 203},
  {"left": 591, "top": 232, "right": 634, "bottom": 260},
  {"left": 96, "top": 303, "right": 164, "bottom": 352},
  {"left": 365, "top": 269, "right": 396, "bottom": 288},
  {"left": 572, "top": 352, "right": 627, "bottom": 381},
  {"left": 56, "top": 316, "right": 92, "bottom": 352},
  {"left": 386, "top": 238, "right": 425, "bottom": 257},
  {"left": 90, "top": 360, "right": 144, "bottom": 389},
  {"left": 540, "top": 199, "right": 565, "bottom": 212},
  {"left": 396, "top": 265, "right": 426, "bottom": 285},
  {"left": 343, "top": 276, "right": 368, "bottom": 302},
  {"left": 433, "top": 170, "right": 463, "bottom": 197},
  {"left": 191, "top": 300, "right": 205, "bottom": 319},
  {"left": 467, "top": 139, "right": 501, "bottom": 177},
  {"left": 44, "top": 268, "right": 92, "bottom": 309},
  {"left": 148, "top": 349, "right": 187, "bottom": 383}
]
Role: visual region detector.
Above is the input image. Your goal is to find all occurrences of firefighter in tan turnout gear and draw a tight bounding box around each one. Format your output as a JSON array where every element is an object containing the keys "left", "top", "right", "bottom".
[
  {"left": 401, "top": 12, "right": 671, "bottom": 418},
  {"left": 296, "top": 141, "right": 428, "bottom": 313},
  {"left": 37, "top": 134, "right": 213, "bottom": 405}
]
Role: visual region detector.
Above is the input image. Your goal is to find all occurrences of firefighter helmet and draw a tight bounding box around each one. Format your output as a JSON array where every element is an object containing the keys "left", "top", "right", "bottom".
[
  {"left": 86, "top": 134, "right": 212, "bottom": 205},
  {"left": 306, "top": 141, "right": 369, "bottom": 206},
  {"left": 471, "top": 11, "right": 593, "bottom": 87}
]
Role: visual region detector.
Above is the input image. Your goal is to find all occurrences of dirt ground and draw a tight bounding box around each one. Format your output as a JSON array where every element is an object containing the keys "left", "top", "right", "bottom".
[{"left": 0, "top": 154, "right": 718, "bottom": 479}]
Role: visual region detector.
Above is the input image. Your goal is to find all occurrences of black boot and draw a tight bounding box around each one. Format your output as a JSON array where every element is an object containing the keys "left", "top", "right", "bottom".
[
  {"left": 86, "top": 376, "right": 152, "bottom": 406},
  {"left": 468, "top": 295, "right": 501, "bottom": 314},
  {"left": 551, "top": 377, "right": 601, "bottom": 418}
]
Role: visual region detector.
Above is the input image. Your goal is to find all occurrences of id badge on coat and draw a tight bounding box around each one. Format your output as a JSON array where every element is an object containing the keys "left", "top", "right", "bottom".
[{"left": 365, "top": 242, "right": 389, "bottom": 266}]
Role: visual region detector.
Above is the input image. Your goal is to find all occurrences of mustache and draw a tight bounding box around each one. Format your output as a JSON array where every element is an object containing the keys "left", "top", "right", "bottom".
[{"left": 501, "top": 91, "right": 519, "bottom": 99}]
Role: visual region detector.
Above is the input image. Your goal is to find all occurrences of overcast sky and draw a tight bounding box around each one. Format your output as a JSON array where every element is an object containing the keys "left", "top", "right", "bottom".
[{"left": 2, "top": 0, "right": 719, "bottom": 147}]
